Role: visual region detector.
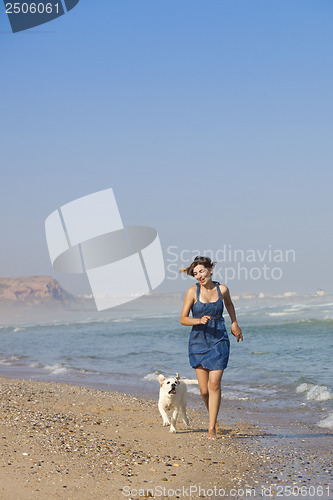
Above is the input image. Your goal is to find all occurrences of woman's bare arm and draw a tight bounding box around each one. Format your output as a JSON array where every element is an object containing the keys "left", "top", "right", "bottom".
[
  {"left": 180, "top": 286, "right": 211, "bottom": 326},
  {"left": 221, "top": 286, "right": 243, "bottom": 342}
]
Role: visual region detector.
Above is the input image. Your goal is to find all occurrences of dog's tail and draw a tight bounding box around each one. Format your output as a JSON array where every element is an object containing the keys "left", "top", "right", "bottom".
[{"left": 181, "top": 378, "right": 199, "bottom": 385}]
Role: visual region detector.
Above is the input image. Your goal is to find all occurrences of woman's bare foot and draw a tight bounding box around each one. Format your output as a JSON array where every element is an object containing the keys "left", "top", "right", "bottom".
[
  {"left": 208, "top": 427, "right": 217, "bottom": 439},
  {"left": 215, "top": 422, "right": 223, "bottom": 435}
]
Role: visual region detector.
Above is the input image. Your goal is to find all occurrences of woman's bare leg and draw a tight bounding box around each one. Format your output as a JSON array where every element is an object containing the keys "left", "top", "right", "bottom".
[
  {"left": 195, "top": 366, "right": 209, "bottom": 411},
  {"left": 196, "top": 367, "right": 224, "bottom": 438},
  {"left": 207, "top": 370, "right": 223, "bottom": 439}
]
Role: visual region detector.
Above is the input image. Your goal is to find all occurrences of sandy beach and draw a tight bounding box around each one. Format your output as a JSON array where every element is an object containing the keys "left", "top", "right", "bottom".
[{"left": 0, "top": 377, "right": 331, "bottom": 500}]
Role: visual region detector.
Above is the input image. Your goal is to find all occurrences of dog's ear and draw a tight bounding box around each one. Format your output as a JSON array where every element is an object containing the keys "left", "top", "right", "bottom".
[
  {"left": 158, "top": 374, "right": 166, "bottom": 386},
  {"left": 176, "top": 373, "right": 180, "bottom": 381}
]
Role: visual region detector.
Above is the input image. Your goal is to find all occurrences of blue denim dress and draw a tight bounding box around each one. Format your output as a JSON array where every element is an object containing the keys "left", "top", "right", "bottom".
[{"left": 189, "top": 281, "right": 230, "bottom": 370}]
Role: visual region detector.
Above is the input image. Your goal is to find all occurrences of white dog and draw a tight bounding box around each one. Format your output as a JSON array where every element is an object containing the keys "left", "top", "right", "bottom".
[{"left": 158, "top": 373, "right": 198, "bottom": 433}]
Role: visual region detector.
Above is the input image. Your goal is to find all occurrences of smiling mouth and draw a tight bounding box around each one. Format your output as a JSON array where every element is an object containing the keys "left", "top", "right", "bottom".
[{"left": 169, "top": 387, "right": 176, "bottom": 394}]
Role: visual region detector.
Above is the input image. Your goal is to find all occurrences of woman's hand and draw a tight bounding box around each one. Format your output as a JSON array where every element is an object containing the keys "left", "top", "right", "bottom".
[
  {"left": 231, "top": 322, "right": 243, "bottom": 342},
  {"left": 199, "top": 315, "right": 211, "bottom": 325}
]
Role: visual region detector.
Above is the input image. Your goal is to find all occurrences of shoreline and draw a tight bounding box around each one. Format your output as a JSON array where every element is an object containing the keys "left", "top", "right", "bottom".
[
  {"left": 0, "top": 376, "right": 332, "bottom": 499},
  {"left": 1, "top": 363, "right": 332, "bottom": 432}
]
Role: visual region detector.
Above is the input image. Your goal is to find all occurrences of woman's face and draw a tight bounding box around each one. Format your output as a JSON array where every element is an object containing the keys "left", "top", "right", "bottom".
[{"left": 193, "top": 264, "right": 212, "bottom": 285}]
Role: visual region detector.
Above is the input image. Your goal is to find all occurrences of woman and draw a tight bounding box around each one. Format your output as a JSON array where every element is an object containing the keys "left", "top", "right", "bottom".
[{"left": 180, "top": 256, "right": 243, "bottom": 439}]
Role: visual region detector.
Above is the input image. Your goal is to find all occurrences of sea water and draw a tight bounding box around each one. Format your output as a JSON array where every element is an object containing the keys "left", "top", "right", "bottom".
[{"left": 0, "top": 301, "right": 332, "bottom": 430}]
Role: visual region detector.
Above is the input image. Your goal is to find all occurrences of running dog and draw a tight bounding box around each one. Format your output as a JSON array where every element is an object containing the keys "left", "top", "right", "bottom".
[{"left": 158, "top": 373, "right": 198, "bottom": 433}]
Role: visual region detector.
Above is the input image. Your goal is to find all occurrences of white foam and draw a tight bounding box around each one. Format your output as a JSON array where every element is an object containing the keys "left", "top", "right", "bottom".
[
  {"left": 296, "top": 383, "right": 333, "bottom": 402},
  {"left": 268, "top": 312, "right": 292, "bottom": 317},
  {"left": 44, "top": 364, "right": 68, "bottom": 375},
  {"left": 223, "top": 391, "right": 249, "bottom": 401},
  {"left": 0, "top": 354, "right": 25, "bottom": 365},
  {"left": 187, "top": 386, "right": 200, "bottom": 395},
  {"left": 296, "top": 383, "right": 310, "bottom": 393},
  {"left": 317, "top": 412, "right": 333, "bottom": 429},
  {"left": 29, "top": 362, "right": 43, "bottom": 368},
  {"left": 143, "top": 372, "right": 159, "bottom": 382}
]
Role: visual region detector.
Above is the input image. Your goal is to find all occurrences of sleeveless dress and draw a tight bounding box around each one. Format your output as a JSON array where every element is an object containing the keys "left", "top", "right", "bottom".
[{"left": 188, "top": 281, "right": 230, "bottom": 370}]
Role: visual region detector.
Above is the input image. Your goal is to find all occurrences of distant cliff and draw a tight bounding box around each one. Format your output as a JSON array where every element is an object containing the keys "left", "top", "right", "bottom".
[{"left": 0, "top": 276, "right": 77, "bottom": 305}]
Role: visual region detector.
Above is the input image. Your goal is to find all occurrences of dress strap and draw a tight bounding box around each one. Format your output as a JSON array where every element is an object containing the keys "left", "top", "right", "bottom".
[
  {"left": 214, "top": 281, "right": 222, "bottom": 301},
  {"left": 196, "top": 283, "right": 200, "bottom": 301}
]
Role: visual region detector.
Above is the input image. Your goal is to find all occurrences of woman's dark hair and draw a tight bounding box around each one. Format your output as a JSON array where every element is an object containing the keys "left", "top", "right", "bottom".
[{"left": 179, "top": 256, "right": 216, "bottom": 277}]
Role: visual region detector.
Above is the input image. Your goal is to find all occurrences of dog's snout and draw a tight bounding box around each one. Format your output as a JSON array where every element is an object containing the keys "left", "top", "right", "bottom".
[{"left": 168, "top": 382, "right": 177, "bottom": 395}]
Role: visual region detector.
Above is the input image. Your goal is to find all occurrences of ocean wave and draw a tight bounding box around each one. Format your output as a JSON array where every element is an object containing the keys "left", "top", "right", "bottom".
[
  {"left": 222, "top": 384, "right": 277, "bottom": 401},
  {"left": 296, "top": 383, "right": 333, "bottom": 402},
  {"left": 245, "top": 385, "right": 278, "bottom": 395},
  {"left": 187, "top": 386, "right": 200, "bottom": 395},
  {"left": 267, "top": 312, "right": 294, "bottom": 317},
  {"left": 0, "top": 317, "right": 114, "bottom": 331},
  {"left": 296, "top": 318, "right": 333, "bottom": 324},
  {"left": 29, "top": 362, "right": 44, "bottom": 368},
  {"left": 44, "top": 363, "right": 69, "bottom": 375},
  {"left": 317, "top": 411, "right": 333, "bottom": 429},
  {"left": 223, "top": 391, "right": 250, "bottom": 401},
  {"left": 0, "top": 324, "right": 27, "bottom": 333},
  {"left": 0, "top": 354, "right": 27, "bottom": 365},
  {"left": 43, "top": 363, "right": 98, "bottom": 376},
  {"left": 143, "top": 372, "right": 159, "bottom": 382}
]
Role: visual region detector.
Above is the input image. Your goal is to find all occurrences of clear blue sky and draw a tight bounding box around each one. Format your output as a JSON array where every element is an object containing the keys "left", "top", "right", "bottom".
[{"left": 1, "top": 0, "right": 332, "bottom": 296}]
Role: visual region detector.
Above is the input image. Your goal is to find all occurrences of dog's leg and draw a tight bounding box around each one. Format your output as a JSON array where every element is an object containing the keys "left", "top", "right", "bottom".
[
  {"left": 181, "top": 391, "right": 189, "bottom": 426},
  {"left": 170, "top": 407, "right": 179, "bottom": 433},
  {"left": 158, "top": 403, "right": 170, "bottom": 427},
  {"left": 182, "top": 408, "right": 190, "bottom": 426}
]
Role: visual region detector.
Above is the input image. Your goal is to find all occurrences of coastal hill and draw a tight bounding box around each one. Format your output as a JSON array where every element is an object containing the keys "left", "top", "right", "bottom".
[
  {"left": 0, "top": 276, "right": 75, "bottom": 306},
  {"left": 0, "top": 276, "right": 93, "bottom": 324}
]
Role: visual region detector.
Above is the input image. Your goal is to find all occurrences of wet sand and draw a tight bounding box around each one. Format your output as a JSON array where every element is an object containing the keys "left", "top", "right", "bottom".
[{"left": 0, "top": 377, "right": 331, "bottom": 499}]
